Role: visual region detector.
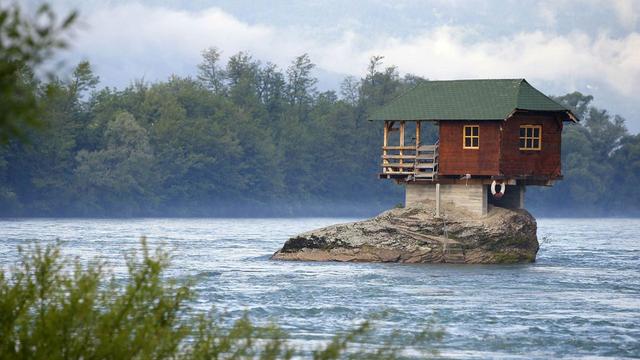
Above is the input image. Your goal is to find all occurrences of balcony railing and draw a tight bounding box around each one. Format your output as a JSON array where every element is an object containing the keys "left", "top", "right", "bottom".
[{"left": 381, "top": 142, "right": 438, "bottom": 180}]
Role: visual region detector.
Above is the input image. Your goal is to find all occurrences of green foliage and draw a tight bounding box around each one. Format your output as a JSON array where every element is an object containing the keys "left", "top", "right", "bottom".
[
  {"left": 527, "top": 92, "right": 637, "bottom": 215},
  {"left": 610, "top": 134, "right": 640, "bottom": 212},
  {"left": 0, "top": 239, "right": 191, "bottom": 359},
  {"left": 74, "top": 111, "right": 155, "bottom": 214},
  {"left": 0, "top": 3, "right": 76, "bottom": 142},
  {"left": 0, "top": 50, "right": 411, "bottom": 216},
  {"left": 198, "top": 47, "right": 225, "bottom": 94},
  {"left": 0, "top": 37, "right": 638, "bottom": 216},
  {"left": 0, "top": 240, "right": 443, "bottom": 359}
]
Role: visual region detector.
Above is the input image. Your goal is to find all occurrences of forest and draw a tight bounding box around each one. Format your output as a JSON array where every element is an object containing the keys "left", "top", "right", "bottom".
[{"left": 1, "top": 50, "right": 639, "bottom": 217}]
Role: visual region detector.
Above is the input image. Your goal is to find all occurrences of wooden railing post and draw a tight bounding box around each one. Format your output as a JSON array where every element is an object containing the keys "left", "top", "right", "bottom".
[
  {"left": 435, "top": 183, "right": 441, "bottom": 217},
  {"left": 383, "top": 121, "right": 389, "bottom": 173},
  {"left": 399, "top": 121, "right": 405, "bottom": 169},
  {"left": 380, "top": 121, "right": 438, "bottom": 178},
  {"left": 414, "top": 121, "right": 421, "bottom": 175}
]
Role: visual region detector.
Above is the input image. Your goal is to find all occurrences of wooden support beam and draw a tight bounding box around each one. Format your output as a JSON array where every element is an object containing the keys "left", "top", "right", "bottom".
[
  {"left": 383, "top": 121, "right": 389, "bottom": 147},
  {"left": 415, "top": 121, "right": 421, "bottom": 174},
  {"left": 383, "top": 121, "right": 389, "bottom": 172},
  {"left": 382, "top": 146, "right": 420, "bottom": 150},
  {"left": 435, "top": 183, "right": 441, "bottom": 218},
  {"left": 382, "top": 163, "right": 420, "bottom": 168},
  {"left": 382, "top": 154, "right": 419, "bottom": 159},
  {"left": 399, "top": 121, "right": 405, "bottom": 167},
  {"left": 397, "top": 176, "right": 559, "bottom": 185}
]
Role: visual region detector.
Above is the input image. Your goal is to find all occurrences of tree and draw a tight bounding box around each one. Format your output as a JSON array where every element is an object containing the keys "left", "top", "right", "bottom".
[
  {"left": 0, "top": 3, "right": 76, "bottom": 142},
  {"left": 554, "top": 91, "right": 593, "bottom": 120},
  {"left": 340, "top": 76, "right": 360, "bottom": 106},
  {"left": 225, "top": 52, "right": 264, "bottom": 118},
  {"left": 0, "top": 240, "right": 444, "bottom": 359},
  {"left": 68, "top": 61, "right": 100, "bottom": 104},
  {"left": 257, "top": 62, "right": 286, "bottom": 118},
  {"left": 197, "top": 47, "right": 225, "bottom": 93},
  {"left": 610, "top": 134, "right": 640, "bottom": 214},
  {"left": 286, "top": 54, "right": 317, "bottom": 120},
  {"left": 1, "top": 47, "right": 637, "bottom": 217},
  {"left": 360, "top": 55, "right": 401, "bottom": 108},
  {"left": 226, "top": 52, "right": 259, "bottom": 88},
  {"left": 528, "top": 92, "right": 632, "bottom": 215},
  {"left": 74, "top": 111, "right": 155, "bottom": 214},
  {"left": 0, "top": 145, "right": 19, "bottom": 215}
]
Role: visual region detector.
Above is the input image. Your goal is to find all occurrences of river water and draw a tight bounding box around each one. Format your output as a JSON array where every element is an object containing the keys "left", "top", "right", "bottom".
[{"left": 0, "top": 218, "right": 638, "bottom": 359}]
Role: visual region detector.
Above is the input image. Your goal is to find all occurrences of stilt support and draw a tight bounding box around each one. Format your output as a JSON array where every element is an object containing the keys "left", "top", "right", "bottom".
[{"left": 435, "top": 183, "right": 441, "bottom": 217}]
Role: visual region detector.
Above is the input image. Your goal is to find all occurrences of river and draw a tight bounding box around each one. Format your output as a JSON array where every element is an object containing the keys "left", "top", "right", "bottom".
[{"left": 0, "top": 218, "right": 638, "bottom": 358}]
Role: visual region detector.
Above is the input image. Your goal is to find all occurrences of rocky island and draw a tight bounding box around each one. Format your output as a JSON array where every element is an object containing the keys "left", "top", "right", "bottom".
[
  {"left": 272, "top": 202, "right": 538, "bottom": 264},
  {"left": 271, "top": 79, "right": 576, "bottom": 265}
]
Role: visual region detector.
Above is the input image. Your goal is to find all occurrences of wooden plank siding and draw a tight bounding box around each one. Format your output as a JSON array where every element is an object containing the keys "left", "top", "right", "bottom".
[
  {"left": 438, "top": 121, "right": 501, "bottom": 176},
  {"left": 499, "top": 113, "right": 563, "bottom": 178},
  {"left": 381, "top": 111, "right": 567, "bottom": 181}
]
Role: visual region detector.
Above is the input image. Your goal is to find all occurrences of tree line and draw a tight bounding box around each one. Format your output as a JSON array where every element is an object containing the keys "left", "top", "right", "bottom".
[
  {"left": 0, "top": 7, "right": 448, "bottom": 358},
  {"left": 0, "top": 50, "right": 638, "bottom": 217}
]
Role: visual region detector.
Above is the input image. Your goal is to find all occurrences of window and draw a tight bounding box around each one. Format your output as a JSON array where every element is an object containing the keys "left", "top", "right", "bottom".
[
  {"left": 463, "top": 125, "right": 479, "bottom": 149},
  {"left": 519, "top": 125, "right": 542, "bottom": 150}
]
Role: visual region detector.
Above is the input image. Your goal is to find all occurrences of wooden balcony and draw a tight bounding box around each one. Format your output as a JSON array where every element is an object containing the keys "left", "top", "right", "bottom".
[{"left": 380, "top": 143, "right": 439, "bottom": 181}]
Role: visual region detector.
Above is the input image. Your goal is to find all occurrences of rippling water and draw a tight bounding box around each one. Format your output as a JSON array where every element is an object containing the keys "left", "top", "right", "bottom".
[{"left": 0, "top": 218, "right": 639, "bottom": 358}]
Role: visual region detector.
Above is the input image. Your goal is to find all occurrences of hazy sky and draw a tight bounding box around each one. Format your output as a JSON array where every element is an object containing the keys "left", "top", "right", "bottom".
[{"left": 30, "top": 0, "right": 640, "bottom": 132}]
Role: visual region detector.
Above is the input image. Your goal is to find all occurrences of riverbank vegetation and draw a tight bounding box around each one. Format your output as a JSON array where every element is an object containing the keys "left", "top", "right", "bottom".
[
  {"left": 1, "top": 5, "right": 638, "bottom": 218},
  {"left": 1, "top": 53, "right": 638, "bottom": 217},
  {"left": 0, "top": 240, "right": 443, "bottom": 359}
]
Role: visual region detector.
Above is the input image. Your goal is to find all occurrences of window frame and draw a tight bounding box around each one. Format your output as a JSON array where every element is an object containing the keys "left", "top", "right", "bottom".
[
  {"left": 462, "top": 125, "right": 480, "bottom": 149},
  {"left": 519, "top": 125, "right": 542, "bottom": 151}
]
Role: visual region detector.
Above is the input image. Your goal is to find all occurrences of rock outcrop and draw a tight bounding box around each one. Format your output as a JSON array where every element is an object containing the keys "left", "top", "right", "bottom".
[{"left": 271, "top": 202, "right": 538, "bottom": 264}]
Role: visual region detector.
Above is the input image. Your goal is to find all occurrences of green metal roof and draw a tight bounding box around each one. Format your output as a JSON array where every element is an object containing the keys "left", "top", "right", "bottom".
[{"left": 369, "top": 79, "right": 577, "bottom": 121}]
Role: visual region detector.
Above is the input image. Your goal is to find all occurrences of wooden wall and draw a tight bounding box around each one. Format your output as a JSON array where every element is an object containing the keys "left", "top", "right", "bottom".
[
  {"left": 436, "top": 113, "right": 564, "bottom": 178},
  {"left": 438, "top": 121, "right": 501, "bottom": 176},
  {"left": 499, "top": 113, "right": 563, "bottom": 177}
]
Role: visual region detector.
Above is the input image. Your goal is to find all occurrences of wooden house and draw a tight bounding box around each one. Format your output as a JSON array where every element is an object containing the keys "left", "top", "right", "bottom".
[{"left": 369, "top": 79, "right": 578, "bottom": 216}]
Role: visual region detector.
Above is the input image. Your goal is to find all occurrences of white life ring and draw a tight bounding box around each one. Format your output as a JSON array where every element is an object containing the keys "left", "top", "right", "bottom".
[{"left": 491, "top": 180, "right": 506, "bottom": 198}]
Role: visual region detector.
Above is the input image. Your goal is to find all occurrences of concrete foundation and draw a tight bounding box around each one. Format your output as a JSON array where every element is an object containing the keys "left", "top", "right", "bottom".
[
  {"left": 405, "top": 183, "right": 488, "bottom": 216},
  {"left": 406, "top": 183, "right": 526, "bottom": 217}
]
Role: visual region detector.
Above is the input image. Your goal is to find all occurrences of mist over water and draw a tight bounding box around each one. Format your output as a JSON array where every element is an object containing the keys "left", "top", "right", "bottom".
[{"left": 0, "top": 218, "right": 638, "bottom": 358}]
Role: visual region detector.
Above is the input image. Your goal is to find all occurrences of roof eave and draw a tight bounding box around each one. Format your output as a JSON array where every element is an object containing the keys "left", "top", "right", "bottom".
[
  {"left": 368, "top": 117, "right": 506, "bottom": 121},
  {"left": 511, "top": 108, "right": 580, "bottom": 122},
  {"left": 565, "top": 110, "right": 579, "bottom": 123}
]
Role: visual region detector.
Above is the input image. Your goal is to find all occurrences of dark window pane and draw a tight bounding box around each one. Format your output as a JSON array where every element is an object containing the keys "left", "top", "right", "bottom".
[
  {"left": 465, "top": 138, "right": 471, "bottom": 147},
  {"left": 472, "top": 138, "right": 479, "bottom": 147},
  {"left": 519, "top": 127, "right": 525, "bottom": 137},
  {"left": 519, "top": 138, "right": 525, "bottom": 148},
  {"left": 533, "top": 139, "right": 540, "bottom": 149},
  {"left": 526, "top": 127, "right": 532, "bottom": 137},
  {"left": 465, "top": 127, "right": 471, "bottom": 136},
  {"left": 472, "top": 126, "right": 479, "bottom": 136},
  {"left": 526, "top": 139, "right": 533, "bottom": 148},
  {"left": 533, "top": 127, "right": 540, "bottom": 138}
]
